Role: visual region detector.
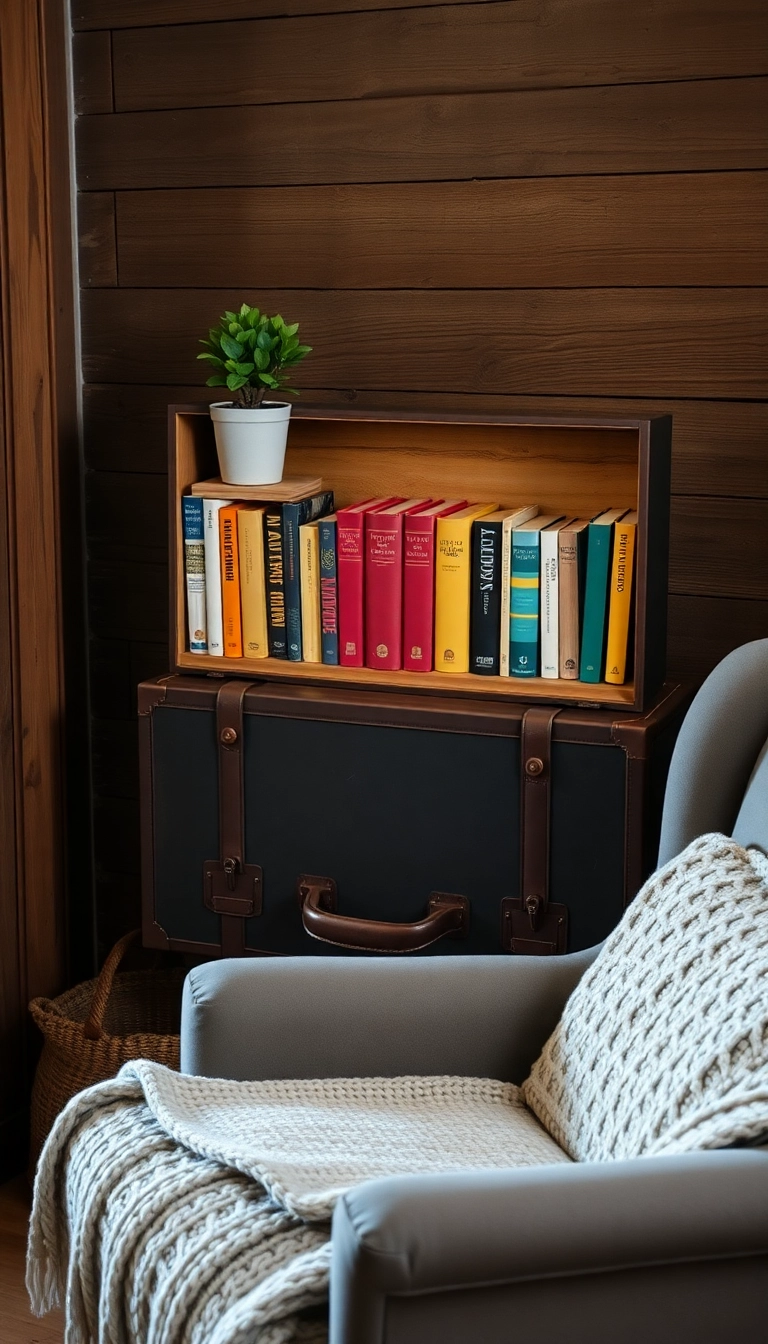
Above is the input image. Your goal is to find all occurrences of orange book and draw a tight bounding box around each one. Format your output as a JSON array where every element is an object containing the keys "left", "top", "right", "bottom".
[{"left": 219, "top": 504, "right": 243, "bottom": 657}]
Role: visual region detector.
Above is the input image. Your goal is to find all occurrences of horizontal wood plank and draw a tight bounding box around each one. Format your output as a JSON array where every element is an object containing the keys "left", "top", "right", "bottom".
[
  {"left": 72, "top": 0, "right": 487, "bottom": 29},
  {"left": 81, "top": 288, "right": 768, "bottom": 399},
  {"left": 115, "top": 174, "right": 768, "bottom": 290},
  {"left": 72, "top": 30, "right": 112, "bottom": 114},
  {"left": 76, "top": 77, "right": 768, "bottom": 191},
  {"left": 111, "top": 2, "right": 768, "bottom": 112},
  {"left": 81, "top": 386, "right": 768, "bottom": 499},
  {"left": 669, "top": 498, "right": 768, "bottom": 600},
  {"left": 667, "top": 594, "right": 768, "bottom": 683},
  {"left": 78, "top": 192, "right": 117, "bottom": 286}
]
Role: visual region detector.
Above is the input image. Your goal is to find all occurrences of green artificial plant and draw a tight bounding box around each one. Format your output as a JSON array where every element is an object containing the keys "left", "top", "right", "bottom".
[{"left": 198, "top": 304, "right": 312, "bottom": 408}]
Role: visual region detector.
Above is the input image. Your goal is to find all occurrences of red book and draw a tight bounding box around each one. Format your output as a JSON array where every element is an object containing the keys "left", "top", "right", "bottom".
[
  {"left": 337, "top": 497, "right": 401, "bottom": 666},
  {"left": 365, "top": 499, "right": 431, "bottom": 670},
  {"left": 403, "top": 500, "right": 467, "bottom": 672}
]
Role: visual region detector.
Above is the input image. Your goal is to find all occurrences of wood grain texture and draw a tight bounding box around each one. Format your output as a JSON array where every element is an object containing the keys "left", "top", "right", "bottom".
[
  {"left": 76, "top": 77, "right": 768, "bottom": 191},
  {"left": 72, "top": 30, "right": 112, "bottom": 115},
  {"left": 667, "top": 595, "right": 768, "bottom": 683},
  {"left": 73, "top": 0, "right": 487, "bottom": 28},
  {"left": 82, "top": 386, "right": 768, "bottom": 500},
  {"left": 81, "top": 288, "right": 768, "bottom": 399},
  {"left": 78, "top": 192, "right": 116, "bottom": 286},
  {"left": 0, "top": 1, "right": 69, "bottom": 1016},
  {"left": 669, "top": 498, "right": 768, "bottom": 600},
  {"left": 0, "top": 1179, "right": 63, "bottom": 1342},
  {"left": 115, "top": 174, "right": 768, "bottom": 289},
  {"left": 111, "top": 2, "right": 768, "bottom": 112}
]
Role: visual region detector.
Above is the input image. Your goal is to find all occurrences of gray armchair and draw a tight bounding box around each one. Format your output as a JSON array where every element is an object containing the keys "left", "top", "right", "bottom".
[{"left": 181, "top": 640, "right": 768, "bottom": 1343}]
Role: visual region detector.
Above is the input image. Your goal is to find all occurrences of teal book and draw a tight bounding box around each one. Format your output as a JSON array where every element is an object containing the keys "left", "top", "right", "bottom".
[
  {"left": 509, "top": 516, "right": 562, "bottom": 678},
  {"left": 579, "top": 509, "right": 629, "bottom": 682}
]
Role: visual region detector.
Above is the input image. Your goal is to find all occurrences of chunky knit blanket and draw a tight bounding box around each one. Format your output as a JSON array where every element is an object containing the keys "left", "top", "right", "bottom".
[
  {"left": 524, "top": 834, "right": 768, "bottom": 1160},
  {"left": 27, "top": 1067, "right": 567, "bottom": 1343}
]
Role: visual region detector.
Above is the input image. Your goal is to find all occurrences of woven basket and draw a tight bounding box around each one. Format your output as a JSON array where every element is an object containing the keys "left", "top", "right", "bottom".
[{"left": 29, "top": 930, "right": 185, "bottom": 1168}]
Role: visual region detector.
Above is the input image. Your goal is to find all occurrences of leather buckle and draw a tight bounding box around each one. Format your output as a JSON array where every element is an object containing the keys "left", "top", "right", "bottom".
[
  {"left": 501, "top": 897, "right": 568, "bottom": 956},
  {"left": 204, "top": 858, "right": 263, "bottom": 917}
]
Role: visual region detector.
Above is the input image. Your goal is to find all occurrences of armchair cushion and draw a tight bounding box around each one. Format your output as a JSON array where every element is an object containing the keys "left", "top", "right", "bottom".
[{"left": 523, "top": 834, "right": 768, "bottom": 1161}]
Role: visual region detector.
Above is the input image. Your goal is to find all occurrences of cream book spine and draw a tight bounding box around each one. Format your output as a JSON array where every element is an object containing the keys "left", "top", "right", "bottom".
[{"left": 540, "top": 522, "right": 565, "bottom": 679}]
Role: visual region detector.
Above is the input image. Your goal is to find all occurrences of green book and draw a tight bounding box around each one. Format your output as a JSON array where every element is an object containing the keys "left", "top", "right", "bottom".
[{"left": 579, "top": 509, "right": 629, "bottom": 682}]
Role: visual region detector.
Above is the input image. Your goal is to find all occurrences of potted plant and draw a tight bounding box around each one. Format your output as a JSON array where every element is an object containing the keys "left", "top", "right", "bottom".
[{"left": 198, "top": 303, "right": 312, "bottom": 485}]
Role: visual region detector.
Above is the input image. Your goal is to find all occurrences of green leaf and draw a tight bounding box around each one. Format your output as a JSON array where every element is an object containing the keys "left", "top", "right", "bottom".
[
  {"left": 254, "top": 347, "right": 270, "bottom": 371},
  {"left": 220, "top": 334, "right": 244, "bottom": 360},
  {"left": 256, "top": 329, "right": 274, "bottom": 350},
  {"left": 223, "top": 310, "right": 238, "bottom": 324},
  {"left": 258, "top": 372, "right": 279, "bottom": 388},
  {"left": 239, "top": 302, "right": 250, "bottom": 318},
  {"left": 197, "top": 352, "right": 225, "bottom": 366},
  {"left": 233, "top": 361, "right": 255, "bottom": 375},
  {"left": 206, "top": 374, "right": 227, "bottom": 387},
  {"left": 226, "top": 372, "right": 248, "bottom": 391},
  {"left": 282, "top": 321, "right": 299, "bottom": 337},
  {"left": 246, "top": 307, "right": 260, "bottom": 328},
  {"left": 272, "top": 314, "right": 284, "bottom": 330}
]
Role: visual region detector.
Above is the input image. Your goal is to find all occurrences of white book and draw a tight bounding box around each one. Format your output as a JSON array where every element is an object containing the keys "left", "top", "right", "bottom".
[
  {"left": 540, "top": 521, "right": 564, "bottom": 678},
  {"left": 203, "top": 498, "right": 229, "bottom": 656},
  {"left": 499, "top": 506, "right": 538, "bottom": 676}
]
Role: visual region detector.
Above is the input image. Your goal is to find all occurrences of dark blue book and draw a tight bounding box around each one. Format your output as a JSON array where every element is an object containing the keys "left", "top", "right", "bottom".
[
  {"left": 318, "top": 514, "right": 339, "bottom": 664},
  {"left": 282, "top": 491, "right": 334, "bottom": 660}
]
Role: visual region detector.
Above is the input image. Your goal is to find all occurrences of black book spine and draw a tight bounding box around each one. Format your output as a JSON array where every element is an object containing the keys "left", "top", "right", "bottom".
[
  {"left": 470, "top": 518, "right": 502, "bottom": 675},
  {"left": 264, "top": 508, "right": 287, "bottom": 658}
]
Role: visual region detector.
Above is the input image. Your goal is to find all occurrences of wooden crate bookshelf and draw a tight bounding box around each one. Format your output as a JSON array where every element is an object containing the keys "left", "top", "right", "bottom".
[{"left": 170, "top": 405, "right": 671, "bottom": 711}]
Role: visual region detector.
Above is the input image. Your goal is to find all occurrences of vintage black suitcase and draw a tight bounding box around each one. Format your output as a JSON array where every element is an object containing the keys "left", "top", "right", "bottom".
[{"left": 139, "top": 676, "right": 688, "bottom": 959}]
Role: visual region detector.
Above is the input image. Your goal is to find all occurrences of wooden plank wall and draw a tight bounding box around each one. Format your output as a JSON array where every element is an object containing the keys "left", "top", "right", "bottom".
[{"left": 71, "top": 0, "right": 768, "bottom": 952}]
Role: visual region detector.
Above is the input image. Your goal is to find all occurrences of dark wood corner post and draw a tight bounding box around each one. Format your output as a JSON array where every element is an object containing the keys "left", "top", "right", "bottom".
[{"left": 0, "top": 0, "right": 87, "bottom": 1177}]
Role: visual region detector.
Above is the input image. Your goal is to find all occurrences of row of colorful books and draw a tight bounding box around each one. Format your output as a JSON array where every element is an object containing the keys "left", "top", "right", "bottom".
[{"left": 182, "top": 492, "right": 637, "bottom": 683}]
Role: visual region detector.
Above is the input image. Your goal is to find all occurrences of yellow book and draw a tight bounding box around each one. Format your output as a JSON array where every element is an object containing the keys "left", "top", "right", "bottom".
[
  {"left": 299, "top": 520, "right": 321, "bottom": 663},
  {"left": 237, "top": 506, "right": 269, "bottom": 659},
  {"left": 604, "top": 512, "right": 638, "bottom": 684},
  {"left": 219, "top": 504, "right": 243, "bottom": 657},
  {"left": 434, "top": 503, "right": 497, "bottom": 673}
]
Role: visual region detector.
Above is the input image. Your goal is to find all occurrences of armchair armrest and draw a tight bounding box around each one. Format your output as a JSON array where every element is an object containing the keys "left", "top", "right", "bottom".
[
  {"left": 331, "top": 1150, "right": 768, "bottom": 1344},
  {"left": 180, "top": 949, "right": 596, "bottom": 1083}
]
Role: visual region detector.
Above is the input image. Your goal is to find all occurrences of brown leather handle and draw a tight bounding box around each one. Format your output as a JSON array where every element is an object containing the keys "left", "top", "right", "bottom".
[{"left": 298, "top": 876, "right": 469, "bottom": 953}]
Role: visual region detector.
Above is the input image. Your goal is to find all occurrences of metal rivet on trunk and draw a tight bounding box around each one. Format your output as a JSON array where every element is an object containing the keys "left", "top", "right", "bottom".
[
  {"left": 220, "top": 726, "right": 238, "bottom": 746},
  {"left": 525, "top": 757, "right": 544, "bottom": 776}
]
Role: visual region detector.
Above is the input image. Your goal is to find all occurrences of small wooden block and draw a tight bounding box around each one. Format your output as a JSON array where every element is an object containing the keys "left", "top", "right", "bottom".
[{"left": 189, "top": 475, "right": 323, "bottom": 502}]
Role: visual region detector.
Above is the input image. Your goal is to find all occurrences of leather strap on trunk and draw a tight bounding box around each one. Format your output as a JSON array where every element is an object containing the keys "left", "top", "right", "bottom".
[
  {"left": 520, "top": 706, "right": 561, "bottom": 919},
  {"left": 217, "top": 680, "right": 253, "bottom": 957}
]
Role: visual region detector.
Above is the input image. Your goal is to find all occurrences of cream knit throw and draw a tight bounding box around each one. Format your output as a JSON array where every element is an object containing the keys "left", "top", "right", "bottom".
[
  {"left": 523, "top": 833, "right": 768, "bottom": 1161},
  {"left": 27, "top": 1067, "right": 567, "bottom": 1343}
]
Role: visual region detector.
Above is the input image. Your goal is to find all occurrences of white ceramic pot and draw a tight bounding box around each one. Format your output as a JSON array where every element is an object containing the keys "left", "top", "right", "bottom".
[{"left": 209, "top": 401, "right": 292, "bottom": 485}]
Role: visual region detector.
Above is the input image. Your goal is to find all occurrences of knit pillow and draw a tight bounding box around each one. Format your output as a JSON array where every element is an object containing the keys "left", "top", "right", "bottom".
[{"left": 522, "top": 833, "right": 768, "bottom": 1161}]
